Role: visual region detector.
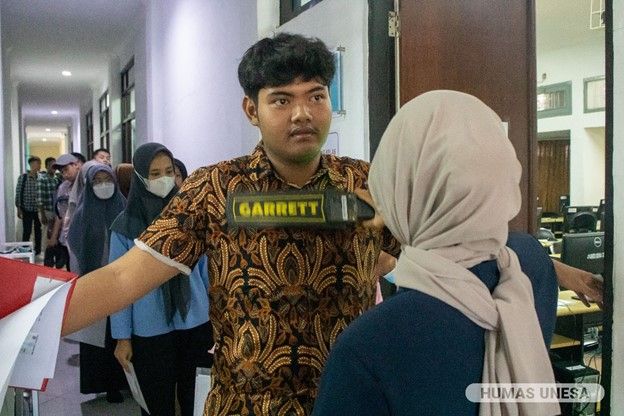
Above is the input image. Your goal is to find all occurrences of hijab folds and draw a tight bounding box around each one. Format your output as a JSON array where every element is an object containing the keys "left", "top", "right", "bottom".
[
  {"left": 110, "top": 143, "right": 191, "bottom": 323},
  {"left": 67, "top": 163, "right": 126, "bottom": 275},
  {"left": 369, "top": 91, "right": 559, "bottom": 416}
]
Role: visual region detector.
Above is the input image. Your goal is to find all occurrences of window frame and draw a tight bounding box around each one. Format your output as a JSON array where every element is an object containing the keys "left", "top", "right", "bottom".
[
  {"left": 583, "top": 75, "right": 606, "bottom": 113},
  {"left": 85, "top": 110, "right": 94, "bottom": 157},
  {"left": 537, "top": 81, "right": 573, "bottom": 119},
  {"left": 121, "top": 58, "right": 136, "bottom": 163},
  {"left": 280, "top": 0, "right": 325, "bottom": 25},
  {"left": 99, "top": 90, "right": 110, "bottom": 150}
]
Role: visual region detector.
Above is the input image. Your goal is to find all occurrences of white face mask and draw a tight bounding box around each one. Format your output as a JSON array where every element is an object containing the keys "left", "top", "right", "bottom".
[
  {"left": 147, "top": 175, "right": 176, "bottom": 198},
  {"left": 92, "top": 182, "right": 115, "bottom": 200}
]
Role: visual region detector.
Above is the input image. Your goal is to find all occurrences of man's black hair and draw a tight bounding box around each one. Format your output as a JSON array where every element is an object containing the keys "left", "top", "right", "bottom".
[
  {"left": 28, "top": 156, "right": 41, "bottom": 164},
  {"left": 71, "top": 152, "right": 87, "bottom": 163},
  {"left": 45, "top": 157, "right": 56, "bottom": 166},
  {"left": 92, "top": 148, "right": 110, "bottom": 159},
  {"left": 238, "top": 33, "right": 335, "bottom": 102}
]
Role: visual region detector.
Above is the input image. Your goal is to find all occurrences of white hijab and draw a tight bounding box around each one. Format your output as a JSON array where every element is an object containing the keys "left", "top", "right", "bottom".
[{"left": 369, "top": 91, "right": 559, "bottom": 416}]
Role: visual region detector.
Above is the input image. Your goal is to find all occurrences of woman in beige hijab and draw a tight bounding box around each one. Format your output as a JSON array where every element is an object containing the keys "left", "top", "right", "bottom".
[{"left": 313, "top": 91, "right": 560, "bottom": 416}]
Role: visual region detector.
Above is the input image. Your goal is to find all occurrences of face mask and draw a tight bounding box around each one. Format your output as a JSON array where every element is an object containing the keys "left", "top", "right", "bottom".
[
  {"left": 93, "top": 182, "right": 115, "bottom": 200},
  {"left": 147, "top": 175, "right": 176, "bottom": 198}
]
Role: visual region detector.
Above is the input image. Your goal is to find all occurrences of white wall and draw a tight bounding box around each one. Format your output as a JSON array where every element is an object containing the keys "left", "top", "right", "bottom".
[
  {"left": 145, "top": 0, "right": 258, "bottom": 173},
  {"left": 537, "top": 41, "right": 606, "bottom": 206},
  {"left": 611, "top": 0, "right": 623, "bottom": 412},
  {"left": 7, "top": 82, "right": 20, "bottom": 241},
  {"left": 85, "top": 6, "right": 146, "bottom": 166},
  {"left": 70, "top": 112, "right": 80, "bottom": 153},
  {"left": 258, "top": 0, "right": 370, "bottom": 161},
  {"left": 0, "top": 13, "right": 5, "bottom": 244},
  {"left": 89, "top": 88, "right": 101, "bottom": 154}
]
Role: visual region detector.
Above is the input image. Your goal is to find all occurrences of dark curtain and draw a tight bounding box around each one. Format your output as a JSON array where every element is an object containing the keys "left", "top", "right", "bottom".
[{"left": 537, "top": 139, "right": 570, "bottom": 213}]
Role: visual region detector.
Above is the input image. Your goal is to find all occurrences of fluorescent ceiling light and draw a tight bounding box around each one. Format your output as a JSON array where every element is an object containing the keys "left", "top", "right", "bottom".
[
  {"left": 51, "top": 111, "right": 58, "bottom": 115},
  {"left": 42, "top": 138, "right": 47, "bottom": 142},
  {"left": 45, "top": 128, "right": 51, "bottom": 132},
  {"left": 62, "top": 70, "right": 72, "bottom": 77}
]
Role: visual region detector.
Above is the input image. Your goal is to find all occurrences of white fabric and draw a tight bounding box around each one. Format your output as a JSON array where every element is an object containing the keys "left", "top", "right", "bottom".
[
  {"left": 134, "top": 239, "right": 192, "bottom": 275},
  {"left": 369, "top": 90, "right": 559, "bottom": 416},
  {"left": 92, "top": 182, "right": 115, "bottom": 200}
]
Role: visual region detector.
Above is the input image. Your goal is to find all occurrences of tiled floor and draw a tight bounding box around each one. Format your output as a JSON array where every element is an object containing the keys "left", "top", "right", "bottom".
[
  {"left": 0, "top": 253, "right": 141, "bottom": 415},
  {"left": 0, "top": 250, "right": 140, "bottom": 415},
  {"left": 36, "top": 339, "right": 141, "bottom": 416}
]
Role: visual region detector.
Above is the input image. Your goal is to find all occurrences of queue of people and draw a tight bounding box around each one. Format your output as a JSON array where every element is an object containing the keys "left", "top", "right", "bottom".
[{"left": 8, "top": 32, "right": 604, "bottom": 415}]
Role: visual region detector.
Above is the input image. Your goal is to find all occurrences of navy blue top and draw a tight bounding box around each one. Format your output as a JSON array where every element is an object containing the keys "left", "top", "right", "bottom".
[{"left": 312, "top": 233, "right": 558, "bottom": 416}]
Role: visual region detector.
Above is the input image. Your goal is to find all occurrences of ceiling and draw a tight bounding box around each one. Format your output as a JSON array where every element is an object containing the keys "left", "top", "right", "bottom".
[
  {"left": 536, "top": 0, "right": 605, "bottom": 52},
  {"left": 1, "top": 0, "right": 144, "bottom": 141}
]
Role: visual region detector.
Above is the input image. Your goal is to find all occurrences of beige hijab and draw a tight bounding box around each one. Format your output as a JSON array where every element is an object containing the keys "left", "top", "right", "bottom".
[{"left": 369, "top": 91, "right": 559, "bottom": 416}]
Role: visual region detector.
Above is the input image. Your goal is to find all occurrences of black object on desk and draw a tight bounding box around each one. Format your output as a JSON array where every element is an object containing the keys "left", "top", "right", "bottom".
[
  {"left": 552, "top": 361, "right": 600, "bottom": 416},
  {"left": 561, "top": 232, "right": 605, "bottom": 275}
]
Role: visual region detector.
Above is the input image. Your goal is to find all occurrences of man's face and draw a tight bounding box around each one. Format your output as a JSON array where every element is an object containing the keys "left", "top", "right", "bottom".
[
  {"left": 243, "top": 77, "right": 332, "bottom": 166},
  {"left": 46, "top": 160, "right": 56, "bottom": 173},
  {"left": 29, "top": 160, "right": 41, "bottom": 173},
  {"left": 61, "top": 162, "right": 80, "bottom": 182},
  {"left": 94, "top": 151, "right": 111, "bottom": 166}
]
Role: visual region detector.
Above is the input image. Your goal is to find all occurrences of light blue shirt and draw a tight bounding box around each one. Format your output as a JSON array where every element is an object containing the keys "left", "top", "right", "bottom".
[{"left": 109, "top": 231, "right": 210, "bottom": 339}]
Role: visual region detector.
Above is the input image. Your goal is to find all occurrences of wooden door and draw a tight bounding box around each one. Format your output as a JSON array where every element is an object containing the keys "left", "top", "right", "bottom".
[{"left": 398, "top": 0, "right": 537, "bottom": 232}]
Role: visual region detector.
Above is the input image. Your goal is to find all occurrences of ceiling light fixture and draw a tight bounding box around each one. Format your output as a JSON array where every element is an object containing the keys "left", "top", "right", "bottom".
[
  {"left": 62, "top": 70, "right": 72, "bottom": 77},
  {"left": 45, "top": 128, "right": 51, "bottom": 132},
  {"left": 42, "top": 138, "right": 48, "bottom": 142},
  {"left": 51, "top": 111, "right": 58, "bottom": 115}
]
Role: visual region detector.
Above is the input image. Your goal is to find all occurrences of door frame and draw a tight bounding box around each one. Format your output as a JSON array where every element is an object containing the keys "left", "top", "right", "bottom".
[
  {"left": 367, "top": 0, "right": 395, "bottom": 159},
  {"left": 368, "top": 1, "right": 615, "bottom": 411}
]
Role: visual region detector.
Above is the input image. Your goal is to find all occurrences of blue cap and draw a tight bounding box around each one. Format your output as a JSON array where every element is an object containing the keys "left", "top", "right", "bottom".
[{"left": 52, "top": 154, "right": 79, "bottom": 169}]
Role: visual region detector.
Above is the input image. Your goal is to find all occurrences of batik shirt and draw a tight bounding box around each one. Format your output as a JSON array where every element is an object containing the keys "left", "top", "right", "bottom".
[{"left": 137, "top": 145, "right": 400, "bottom": 416}]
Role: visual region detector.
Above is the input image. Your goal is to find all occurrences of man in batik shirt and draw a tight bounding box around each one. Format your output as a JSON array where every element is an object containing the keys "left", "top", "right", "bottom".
[{"left": 63, "top": 33, "right": 399, "bottom": 415}]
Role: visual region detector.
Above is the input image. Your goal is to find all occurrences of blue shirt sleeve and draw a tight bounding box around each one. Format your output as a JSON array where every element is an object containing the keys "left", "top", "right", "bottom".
[
  {"left": 109, "top": 231, "right": 134, "bottom": 339},
  {"left": 195, "top": 255, "right": 209, "bottom": 290}
]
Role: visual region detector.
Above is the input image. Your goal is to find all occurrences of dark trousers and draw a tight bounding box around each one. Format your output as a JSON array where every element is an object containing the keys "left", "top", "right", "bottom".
[
  {"left": 21, "top": 210, "right": 41, "bottom": 254},
  {"left": 80, "top": 318, "right": 128, "bottom": 394},
  {"left": 44, "top": 244, "right": 70, "bottom": 270},
  {"left": 131, "top": 321, "right": 214, "bottom": 416}
]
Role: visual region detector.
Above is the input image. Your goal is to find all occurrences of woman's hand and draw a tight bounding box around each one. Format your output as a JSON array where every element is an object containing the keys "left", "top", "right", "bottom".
[
  {"left": 374, "top": 251, "right": 397, "bottom": 279},
  {"left": 114, "top": 339, "right": 133, "bottom": 371},
  {"left": 553, "top": 260, "right": 604, "bottom": 309},
  {"left": 354, "top": 188, "right": 385, "bottom": 231}
]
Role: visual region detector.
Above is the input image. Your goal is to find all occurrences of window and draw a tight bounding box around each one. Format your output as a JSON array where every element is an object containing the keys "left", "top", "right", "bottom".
[
  {"left": 121, "top": 58, "right": 135, "bottom": 163},
  {"left": 280, "top": 0, "right": 325, "bottom": 25},
  {"left": 584, "top": 76, "right": 606, "bottom": 113},
  {"left": 99, "top": 91, "right": 110, "bottom": 150},
  {"left": 537, "top": 81, "right": 572, "bottom": 118},
  {"left": 85, "top": 110, "right": 94, "bottom": 157}
]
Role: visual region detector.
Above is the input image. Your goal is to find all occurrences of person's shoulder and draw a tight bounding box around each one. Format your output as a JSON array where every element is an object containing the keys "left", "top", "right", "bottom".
[
  {"left": 57, "top": 180, "right": 71, "bottom": 193},
  {"left": 178, "top": 155, "right": 260, "bottom": 200},
  {"left": 189, "top": 153, "right": 256, "bottom": 178},
  {"left": 323, "top": 154, "right": 370, "bottom": 178},
  {"left": 507, "top": 231, "right": 555, "bottom": 279},
  {"left": 507, "top": 232, "right": 544, "bottom": 257},
  {"left": 335, "top": 290, "right": 448, "bottom": 351}
]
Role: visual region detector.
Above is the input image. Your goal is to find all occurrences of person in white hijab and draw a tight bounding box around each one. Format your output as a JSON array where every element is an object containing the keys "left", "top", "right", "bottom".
[{"left": 313, "top": 90, "right": 560, "bottom": 416}]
